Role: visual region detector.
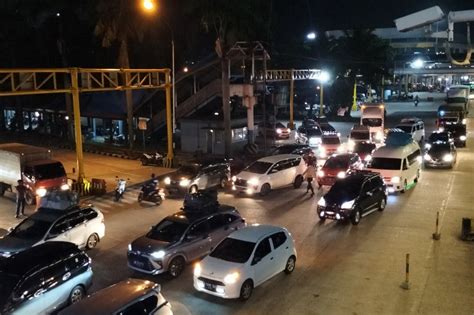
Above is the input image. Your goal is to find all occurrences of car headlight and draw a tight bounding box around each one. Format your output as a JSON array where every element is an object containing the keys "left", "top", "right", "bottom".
[
  {"left": 223, "top": 272, "right": 239, "bottom": 284},
  {"left": 179, "top": 179, "right": 191, "bottom": 187},
  {"left": 341, "top": 199, "right": 355, "bottom": 209},
  {"left": 232, "top": 176, "right": 237, "bottom": 182},
  {"left": 128, "top": 244, "right": 132, "bottom": 251},
  {"left": 276, "top": 128, "right": 282, "bottom": 134},
  {"left": 36, "top": 187, "right": 47, "bottom": 197},
  {"left": 443, "top": 154, "right": 453, "bottom": 162},
  {"left": 391, "top": 176, "right": 400, "bottom": 184},
  {"left": 164, "top": 177, "right": 171, "bottom": 185},
  {"left": 460, "top": 135, "right": 467, "bottom": 141},
  {"left": 317, "top": 170, "right": 325, "bottom": 177},
  {"left": 60, "top": 184, "right": 69, "bottom": 191},
  {"left": 364, "top": 155, "right": 372, "bottom": 162},
  {"left": 462, "top": 118, "right": 466, "bottom": 124},
  {"left": 317, "top": 198, "right": 326, "bottom": 207},
  {"left": 424, "top": 154, "right": 432, "bottom": 161},
  {"left": 150, "top": 250, "right": 166, "bottom": 259},
  {"left": 248, "top": 177, "right": 259, "bottom": 186},
  {"left": 0, "top": 251, "right": 13, "bottom": 258},
  {"left": 337, "top": 171, "right": 346, "bottom": 179},
  {"left": 194, "top": 263, "right": 202, "bottom": 277},
  {"left": 424, "top": 143, "right": 431, "bottom": 149},
  {"left": 439, "top": 110, "right": 445, "bottom": 116}
]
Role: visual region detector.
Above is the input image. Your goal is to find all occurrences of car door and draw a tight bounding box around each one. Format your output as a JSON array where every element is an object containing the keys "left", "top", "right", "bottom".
[
  {"left": 207, "top": 214, "right": 227, "bottom": 250},
  {"left": 118, "top": 294, "right": 158, "bottom": 315},
  {"left": 358, "top": 181, "right": 375, "bottom": 214},
  {"left": 47, "top": 217, "right": 71, "bottom": 243},
  {"left": 182, "top": 220, "right": 211, "bottom": 261},
  {"left": 12, "top": 270, "right": 47, "bottom": 313},
  {"left": 370, "top": 176, "right": 385, "bottom": 205},
  {"left": 267, "top": 162, "right": 284, "bottom": 188},
  {"left": 251, "top": 237, "right": 274, "bottom": 285},
  {"left": 270, "top": 232, "right": 289, "bottom": 273},
  {"left": 63, "top": 211, "right": 87, "bottom": 248}
]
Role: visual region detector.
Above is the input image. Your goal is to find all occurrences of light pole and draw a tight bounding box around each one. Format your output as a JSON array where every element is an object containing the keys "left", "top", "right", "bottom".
[{"left": 317, "top": 71, "right": 330, "bottom": 118}]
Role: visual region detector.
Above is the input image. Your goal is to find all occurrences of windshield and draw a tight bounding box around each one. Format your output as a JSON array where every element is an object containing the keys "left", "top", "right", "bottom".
[
  {"left": 354, "top": 142, "right": 375, "bottom": 153},
  {"left": 322, "top": 137, "right": 340, "bottom": 145},
  {"left": 324, "top": 157, "right": 349, "bottom": 169},
  {"left": 351, "top": 132, "right": 370, "bottom": 140},
  {"left": 369, "top": 158, "right": 401, "bottom": 170},
  {"left": 429, "top": 144, "right": 450, "bottom": 155},
  {"left": 305, "top": 128, "right": 322, "bottom": 136},
  {"left": 210, "top": 237, "right": 256, "bottom": 263},
  {"left": 326, "top": 176, "right": 363, "bottom": 202},
  {"left": 0, "top": 272, "right": 18, "bottom": 306},
  {"left": 396, "top": 126, "right": 413, "bottom": 133},
  {"left": 146, "top": 219, "right": 189, "bottom": 243},
  {"left": 362, "top": 118, "right": 382, "bottom": 127},
  {"left": 447, "top": 97, "right": 466, "bottom": 103},
  {"left": 177, "top": 165, "right": 199, "bottom": 176},
  {"left": 10, "top": 218, "right": 50, "bottom": 240},
  {"left": 429, "top": 133, "right": 449, "bottom": 143},
  {"left": 244, "top": 161, "right": 272, "bottom": 174},
  {"left": 33, "top": 162, "right": 66, "bottom": 180}
]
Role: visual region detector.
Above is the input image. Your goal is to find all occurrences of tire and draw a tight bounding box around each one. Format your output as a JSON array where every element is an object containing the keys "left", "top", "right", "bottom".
[
  {"left": 69, "top": 285, "right": 85, "bottom": 304},
  {"left": 259, "top": 183, "right": 271, "bottom": 196},
  {"left": 239, "top": 280, "right": 254, "bottom": 301},
  {"left": 293, "top": 175, "right": 303, "bottom": 189},
  {"left": 414, "top": 170, "right": 420, "bottom": 183},
  {"left": 219, "top": 177, "right": 227, "bottom": 189},
  {"left": 138, "top": 192, "right": 143, "bottom": 202},
  {"left": 0, "top": 184, "right": 4, "bottom": 197},
  {"left": 284, "top": 256, "right": 296, "bottom": 274},
  {"left": 86, "top": 233, "right": 99, "bottom": 250},
  {"left": 168, "top": 256, "right": 185, "bottom": 278},
  {"left": 25, "top": 191, "right": 36, "bottom": 206},
  {"left": 189, "top": 185, "right": 198, "bottom": 194},
  {"left": 378, "top": 198, "right": 386, "bottom": 211},
  {"left": 350, "top": 209, "right": 361, "bottom": 225},
  {"left": 400, "top": 179, "right": 408, "bottom": 193},
  {"left": 155, "top": 196, "right": 162, "bottom": 206}
]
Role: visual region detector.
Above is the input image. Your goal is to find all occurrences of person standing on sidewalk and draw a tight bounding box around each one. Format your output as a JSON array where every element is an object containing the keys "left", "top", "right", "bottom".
[
  {"left": 15, "top": 180, "right": 27, "bottom": 218},
  {"left": 302, "top": 162, "right": 316, "bottom": 196}
]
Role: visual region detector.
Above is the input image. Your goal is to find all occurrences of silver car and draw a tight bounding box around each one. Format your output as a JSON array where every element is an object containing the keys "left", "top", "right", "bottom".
[
  {"left": 128, "top": 206, "right": 245, "bottom": 278},
  {"left": 0, "top": 242, "right": 93, "bottom": 315}
]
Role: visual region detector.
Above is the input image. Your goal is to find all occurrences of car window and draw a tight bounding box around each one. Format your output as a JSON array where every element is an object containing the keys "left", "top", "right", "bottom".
[
  {"left": 49, "top": 217, "right": 70, "bottom": 236},
  {"left": 14, "top": 270, "right": 44, "bottom": 301},
  {"left": 81, "top": 208, "right": 98, "bottom": 221},
  {"left": 270, "top": 232, "right": 287, "bottom": 249},
  {"left": 269, "top": 162, "right": 281, "bottom": 173},
  {"left": 362, "top": 179, "right": 377, "bottom": 192},
  {"left": 188, "top": 221, "right": 210, "bottom": 238},
  {"left": 372, "top": 176, "right": 384, "bottom": 187},
  {"left": 208, "top": 214, "right": 225, "bottom": 230},
  {"left": 278, "top": 160, "right": 292, "bottom": 171},
  {"left": 65, "top": 254, "right": 89, "bottom": 272},
  {"left": 253, "top": 237, "right": 272, "bottom": 263},
  {"left": 67, "top": 212, "right": 85, "bottom": 229},
  {"left": 119, "top": 295, "right": 158, "bottom": 315},
  {"left": 41, "top": 262, "right": 67, "bottom": 291},
  {"left": 290, "top": 158, "right": 301, "bottom": 167}
]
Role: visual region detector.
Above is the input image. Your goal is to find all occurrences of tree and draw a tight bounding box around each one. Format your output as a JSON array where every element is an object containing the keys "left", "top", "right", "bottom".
[{"left": 94, "top": 0, "right": 146, "bottom": 149}]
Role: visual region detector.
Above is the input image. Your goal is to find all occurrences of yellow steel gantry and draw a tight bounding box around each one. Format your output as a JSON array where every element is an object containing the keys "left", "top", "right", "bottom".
[{"left": 0, "top": 68, "right": 174, "bottom": 180}]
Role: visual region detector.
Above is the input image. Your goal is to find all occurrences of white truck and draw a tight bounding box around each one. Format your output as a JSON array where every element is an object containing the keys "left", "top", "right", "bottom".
[
  {"left": 0, "top": 143, "right": 68, "bottom": 205},
  {"left": 447, "top": 85, "right": 470, "bottom": 114},
  {"left": 360, "top": 104, "right": 385, "bottom": 143}
]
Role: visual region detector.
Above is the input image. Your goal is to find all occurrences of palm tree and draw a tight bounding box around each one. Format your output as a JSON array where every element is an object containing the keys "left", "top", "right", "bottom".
[{"left": 94, "top": 0, "right": 146, "bottom": 149}]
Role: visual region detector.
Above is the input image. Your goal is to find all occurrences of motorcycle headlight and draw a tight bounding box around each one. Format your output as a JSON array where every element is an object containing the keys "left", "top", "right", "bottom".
[
  {"left": 341, "top": 199, "right": 355, "bottom": 209},
  {"left": 248, "top": 177, "right": 259, "bottom": 186},
  {"left": 424, "top": 154, "right": 432, "bottom": 161},
  {"left": 337, "top": 171, "right": 346, "bottom": 179},
  {"left": 179, "top": 179, "right": 191, "bottom": 187},
  {"left": 364, "top": 155, "right": 372, "bottom": 162},
  {"left": 36, "top": 187, "right": 47, "bottom": 197},
  {"left": 443, "top": 154, "right": 453, "bottom": 162},
  {"left": 391, "top": 176, "right": 400, "bottom": 184},
  {"left": 317, "top": 198, "right": 326, "bottom": 207},
  {"left": 150, "top": 250, "right": 166, "bottom": 259},
  {"left": 164, "top": 177, "right": 171, "bottom": 185},
  {"left": 460, "top": 135, "right": 466, "bottom": 141},
  {"left": 223, "top": 272, "right": 239, "bottom": 284},
  {"left": 60, "top": 184, "right": 69, "bottom": 191},
  {"left": 194, "top": 263, "right": 202, "bottom": 277}
]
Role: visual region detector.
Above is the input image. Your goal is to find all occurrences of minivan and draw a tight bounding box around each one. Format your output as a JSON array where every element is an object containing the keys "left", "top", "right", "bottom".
[{"left": 395, "top": 118, "right": 425, "bottom": 143}]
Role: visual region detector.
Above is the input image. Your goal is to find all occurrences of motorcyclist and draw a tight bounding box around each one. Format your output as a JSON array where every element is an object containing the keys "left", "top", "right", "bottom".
[
  {"left": 414, "top": 95, "right": 419, "bottom": 107},
  {"left": 144, "top": 173, "right": 159, "bottom": 196}
]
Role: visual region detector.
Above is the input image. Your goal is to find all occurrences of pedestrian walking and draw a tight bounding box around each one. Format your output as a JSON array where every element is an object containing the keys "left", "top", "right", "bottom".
[
  {"left": 302, "top": 163, "right": 316, "bottom": 196},
  {"left": 15, "top": 179, "right": 27, "bottom": 218}
]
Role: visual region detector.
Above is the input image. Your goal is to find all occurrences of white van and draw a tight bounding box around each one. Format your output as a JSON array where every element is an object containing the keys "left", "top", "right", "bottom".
[
  {"left": 395, "top": 118, "right": 425, "bottom": 142},
  {"left": 360, "top": 104, "right": 385, "bottom": 142},
  {"left": 366, "top": 140, "right": 421, "bottom": 193}
]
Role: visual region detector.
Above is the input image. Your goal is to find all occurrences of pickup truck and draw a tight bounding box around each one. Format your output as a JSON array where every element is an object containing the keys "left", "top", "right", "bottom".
[{"left": 0, "top": 143, "right": 68, "bottom": 205}]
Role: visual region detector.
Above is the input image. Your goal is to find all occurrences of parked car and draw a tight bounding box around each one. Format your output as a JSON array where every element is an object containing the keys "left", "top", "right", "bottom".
[
  {"left": 163, "top": 161, "right": 230, "bottom": 195},
  {"left": 425, "top": 130, "right": 454, "bottom": 149},
  {"left": 193, "top": 225, "right": 296, "bottom": 301},
  {"left": 0, "top": 242, "right": 93, "bottom": 315},
  {"left": 353, "top": 141, "right": 377, "bottom": 163},
  {"left": 395, "top": 118, "right": 425, "bottom": 143},
  {"left": 58, "top": 279, "right": 172, "bottom": 315},
  {"left": 0, "top": 206, "right": 105, "bottom": 258},
  {"left": 258, "top": 121, "right": 290, "bottom": 139},
  {"left": 443, "top": 123, "right": 467, "bottom": 147},
  {"left": 232, "top": 154, "right": 305, "bottom": 196},
  {"left": 269, "top": 144, "right": 313, "bottom": 156},
  {"left": 424, "top": 142, "right": 457, "bottom": 168},
  {"left": 128, "top": 204, "right": 245, "bottom": 278},
  {"left": 316, "top": 134, "right": 342, "bottom": 158},
  {"left": 317, "top": 153, "right": 363, "bottom": 187},
  {"left": 317, "top": 171, "right": 387, "bottom": 225}
]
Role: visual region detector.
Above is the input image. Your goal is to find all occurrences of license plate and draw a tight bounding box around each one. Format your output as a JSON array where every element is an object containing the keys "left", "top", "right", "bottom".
[
  {"left": 204, "top": 283, "right": 217, "bottom": 291},
  {"left": 133, "top": 260, "right": 144, "bottom": 268}
]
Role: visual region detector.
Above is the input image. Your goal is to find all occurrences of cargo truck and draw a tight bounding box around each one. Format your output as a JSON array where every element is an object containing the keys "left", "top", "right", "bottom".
[
  {"left": 447, "top": 85, "right": 470, "bottom": 114},
  {"left": 360, "top": 104, "right": 385, "bottom": 143},
  {"left": 0, "top": 143, "right": 68, "bottom": 205}
]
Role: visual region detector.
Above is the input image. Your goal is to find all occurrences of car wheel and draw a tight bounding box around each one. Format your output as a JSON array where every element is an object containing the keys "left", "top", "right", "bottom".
[
  {"left": 219, "top": 177, "right": 227, "bottom": 189},
  {"left": 259, "top": 183, "right": 271, "bottom": 196},
  {"left": 378, "top": 198, "right": 386, "bottom": 211},
  {"left": 69, "top": 285, "right": 85, "bottom": 304},
  {"left": 293, "top": 175, "right": 303, "bottom": 188},
  {"left": 155, "top": 196, "right": 162, "bottom": 206},
  {"left": 189, "top": 185, "right": 198, "bottom": 194},
  {"left": 414, "top": 170, "right": 420, "bottom": 183},
  {"left": 284, "top": 256, "right": 296, "bottom": 274},
  {"left": 86, "top": 233, "right": 99, "bottom": 250},
  {"left": 350, "top": 209, "right": 361, "bottom": 225},
  {"left": 400, "top": 179, "right": 408, "bottom": 193},
  {"left": 168, "top": 256, "right": 185, "bottom": 278},
  {"left": 239, "top": 280, "right": 254, "bottom": 301}
]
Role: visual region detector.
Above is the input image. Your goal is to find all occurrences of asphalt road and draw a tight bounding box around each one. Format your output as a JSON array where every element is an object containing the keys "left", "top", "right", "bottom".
[{"left": 0, "top": 101, "right": 472, "bottom": 315}]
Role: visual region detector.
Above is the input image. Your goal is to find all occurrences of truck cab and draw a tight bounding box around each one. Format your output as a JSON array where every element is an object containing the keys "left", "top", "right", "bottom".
[
  {"left": 360, "top": 104, "right": 385, "bottom": 143},
  {"left": 22, "top": 160, "right": 68, "bottom": 203}
]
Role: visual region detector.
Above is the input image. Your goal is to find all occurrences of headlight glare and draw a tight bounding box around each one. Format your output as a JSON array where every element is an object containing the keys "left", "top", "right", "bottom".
[
  {"left": 232, "top": 176, "right": 237, "bottom": 182},
  {"left": 248, "top": 177, "right": 259, "bottom": 186},
  {"left": 341, "top": 199, "right": 355, "bottom": 209},
  {"left": 36, "top": 187, "right": 47, "bottom": 197},
  {"left": 194, "top": 263, "right": 202, "bottom": 277},
  {"left": 460, "top": 135, "right": 466, "bottom": 141},
  {"left": 337, "top": 171, "right": 346, "bottom": 179},
  {"left": 223, "top": 272, "right": 239, "bottom": 284},
  {"left": 443, "top": 154, "right": 453, "bottom": 162},
  {"left": 179, "top": 179, "right": 191, "bottom": 187},
  {"left": 60, "top": 184, "right": 69, "bottom": 191},
  {"left": 424, "top": 154, "right": 432, "bottom": 161},
  {"left": 164, "top": 177, "right": 171, "bottom": 185},
  {"left": 150, "top": 250, "right": 166, "bottom": 259},
  {"left": 317, "top": 198, "right": 326, "bottom": 207},
  {"left": 364, "top": 155, "right": 372, "bottom": 162},
  {"left": 391, "top": 176, "right": 400, "bottom": 184}
]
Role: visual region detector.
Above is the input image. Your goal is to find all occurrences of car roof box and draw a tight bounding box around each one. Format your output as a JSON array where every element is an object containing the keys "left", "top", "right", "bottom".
[
  {"left": 38, "top": 190, "right": 79, "bottom": 211},
  {"left": 183, "top": 190, "right": 219, "bottom": 213},
  {"left": 385, "top": 130, "right": 413, "bottom": 146}
]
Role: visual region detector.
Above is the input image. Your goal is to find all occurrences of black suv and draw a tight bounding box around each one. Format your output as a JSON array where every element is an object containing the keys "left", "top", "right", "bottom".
[
  {"left": 163, "top": 160, "right": 231, "bottom": 195},
  {"left": 0, "top": 242, "right": 92, "bottom": 314},
  {"left": 317, "top": 171, "right": 387, "bottom": 225}
]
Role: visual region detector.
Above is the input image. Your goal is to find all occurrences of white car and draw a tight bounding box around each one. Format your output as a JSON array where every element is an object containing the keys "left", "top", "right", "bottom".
[
  {"left": 232, "top": 154, "right": 305, "bottom": 196},
  {"left": 0, "top": 206, "right": 105, "bottom": 257},
  {"left": 194, "top": 225, "right": 297, "bottom": 301},
  {"left": 395, "top": 118, "right": 425, "bottom": 143}
]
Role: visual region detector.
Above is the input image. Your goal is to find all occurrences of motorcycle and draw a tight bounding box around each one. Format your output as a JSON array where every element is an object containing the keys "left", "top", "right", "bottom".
[
  {"left": 138, "top": 183, "right": 165, "bottom": 205},
  {"left": 115, "top": 177, "right": 129, "bottom": 202},
  {"left": 140, "top": 152, "right": 164, "bottom": 166}
]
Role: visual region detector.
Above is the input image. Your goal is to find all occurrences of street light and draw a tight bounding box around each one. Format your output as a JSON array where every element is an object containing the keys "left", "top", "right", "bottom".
[
  {"left": 142, "top": 0, "right": 176, "bottom": 134},
  {"left": 306, "top": 32, "right": 317, "bottom": 40},
  {"left": 317, "top": 70, "right": 330, "bottom": 118}
]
